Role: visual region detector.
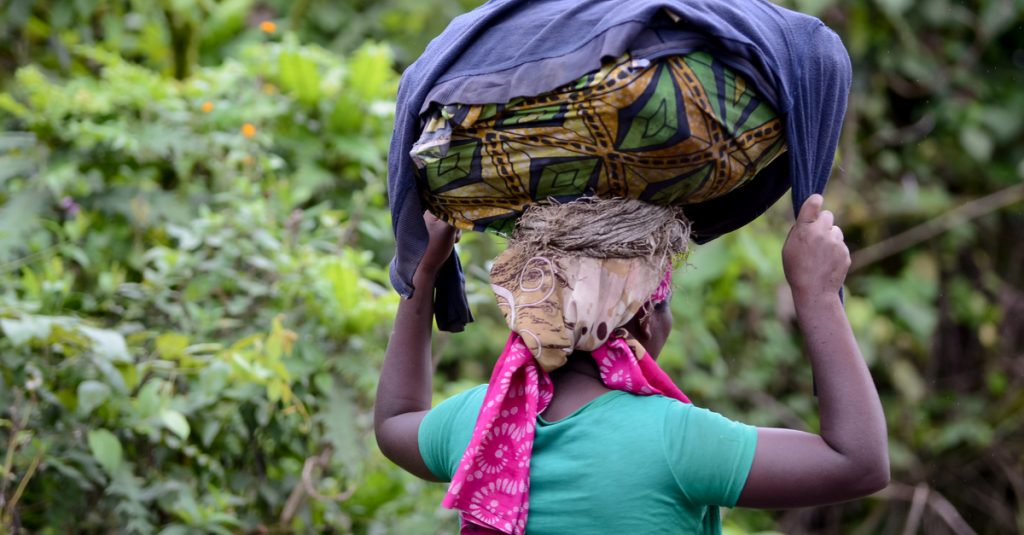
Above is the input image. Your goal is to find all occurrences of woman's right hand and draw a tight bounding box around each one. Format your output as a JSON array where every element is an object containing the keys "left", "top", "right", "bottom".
[
  {"left": 781, "top": 194, "right": 850, "bottom": 300},
  {"left": 737, "top": 193, "right": 888, "bottom": 509},
  {"left": 375, "top": 210, "right": 459, "bottom": 482}
]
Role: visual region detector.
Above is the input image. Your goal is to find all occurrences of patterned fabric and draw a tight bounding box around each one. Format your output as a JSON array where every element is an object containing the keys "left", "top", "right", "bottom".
[
  {"left": 443, "top": 270, "right": 690, "bottom": 534},
  {"left": 489, "top": 251, "right": 666, "bottom": 372},
  {"left": 411, "top": 52, "right": 786, "bottom": 235}
]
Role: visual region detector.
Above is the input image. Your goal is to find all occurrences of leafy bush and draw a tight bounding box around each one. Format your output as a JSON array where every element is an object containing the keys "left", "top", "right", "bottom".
[
  {"left": 0, "top": 28, "right": 454, "bottom": 533},
  {"left": 1, "top": 0, "right": 1022, "bottom": 533}
]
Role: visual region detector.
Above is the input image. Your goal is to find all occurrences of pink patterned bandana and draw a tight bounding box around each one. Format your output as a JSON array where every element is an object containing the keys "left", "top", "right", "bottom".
[{"left": 442, "top": 272, "right": 690, "bottom": 534}]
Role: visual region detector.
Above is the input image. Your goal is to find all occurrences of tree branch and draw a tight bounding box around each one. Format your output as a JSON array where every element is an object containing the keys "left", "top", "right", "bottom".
[
  {"left": 877, "top": 481, "right": 977, "bottom": 535},
  {"left": 850, "top": 183, "right": 1024, "bottom": 271}
]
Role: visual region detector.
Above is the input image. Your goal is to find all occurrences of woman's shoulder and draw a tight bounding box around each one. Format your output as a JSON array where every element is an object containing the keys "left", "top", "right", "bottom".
[
  {"left": 564, "top": 391, "right": 697, "bottom": 429},
  {"left": 601, "top": 391, "right": 695, "bottom": 413},
  {"left": 604, "top": 394, "right": 753, "bottom": 437}
]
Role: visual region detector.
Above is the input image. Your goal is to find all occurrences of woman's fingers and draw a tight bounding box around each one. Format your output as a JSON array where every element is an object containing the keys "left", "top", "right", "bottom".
[
  {"left": 798, "top": 194, "right": 824, "bottom": 223},
  {"left": 817, "top": 209, "right": 834, "bottom": 229},
  {"left": 831, "top": 225, "right": 844, "bottom": 242},
  {"left": 423, "top": 211, "right": 446, "bottom": 229},
  {"left": 422, "top": 211, "right": 457, "bottom": 248},
  {"left": 783, "top": 196, "right": 851, "bottom": 297},
  {"left": 423, "top": 211, "right": 455, "bottom": 237}
]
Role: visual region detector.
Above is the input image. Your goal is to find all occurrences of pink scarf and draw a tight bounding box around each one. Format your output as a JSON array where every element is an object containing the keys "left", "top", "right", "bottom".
[{"left": 442, "top": 276, "right": 690, "bottom": 534}]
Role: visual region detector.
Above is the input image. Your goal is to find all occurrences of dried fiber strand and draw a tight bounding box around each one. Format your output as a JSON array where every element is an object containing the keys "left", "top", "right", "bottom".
[{"left": 508, "top": 197, "right": 692, "bottom": 262}]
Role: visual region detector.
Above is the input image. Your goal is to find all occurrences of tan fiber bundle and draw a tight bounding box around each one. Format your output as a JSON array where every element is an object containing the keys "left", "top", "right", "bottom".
[
  {"left": 505, "top": 197, "right": 691, "bottom": 263},
  {"left": 490, "top": 198, "right": 692, "bottom": 371}
]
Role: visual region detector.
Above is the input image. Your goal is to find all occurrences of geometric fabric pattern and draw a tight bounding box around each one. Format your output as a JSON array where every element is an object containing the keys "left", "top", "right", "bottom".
[{"left": 411, "top": 52, "right": 787, "bottom": 235}]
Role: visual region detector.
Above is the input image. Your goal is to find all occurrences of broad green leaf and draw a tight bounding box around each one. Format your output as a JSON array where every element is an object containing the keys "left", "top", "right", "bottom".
[
  {"left": 92, "top": 355, "right": 128, "bottom": 394},
  {"left": 77, "top": 380, "right": 112, "bottom": 415},
  {"left": 0, "top": 188, "right": 47, "bottom": 261},
  {"left": 160, "top": 409, "right": 191, "bottom": 440},
  {"left": 0, "top": 94, "right": 31, "bottom": 119},
  {"left": 0, "top": 315, "right": 55, "bottom": 346},
  {"left": 321, "top": 386, "right": 360, "bottom": 479},
  {"left": 978, "top": 0, "right": 1018, "bottom": 38},
  {"left": 166, "top": 224, "right": 200, "bottom": 251},
  {"left": 960, "top": 126, "right": 994, "bottom": 162},
  {"left": 87, "top": 429, "right": 123, "bottom": 476},
  {"left": 134, "top": 380, "right": 165, "bottom": 419},
  {"left": 81, "top": 326, "right": 131, "bottom": 362},
  {"left": 0, "top": 154, "right": 37, "bottom": 186},
  {"left": 278, "top": 50, "right": 320, "bottom": 106},
  {"left": 200, "top": 420, "right": 222, "bottom": 448},
  {"left": 201, "top": 0, "right": 252, "bottom": 48},
  {"left": 329, "top": 93, "right": 363, "bottom": 133},
  {"left": 890, "top": 358, "right": 925, "bottom": 403},
  {"left": 46, "top": 456, "right": 91, "bottom": 488},
  {"left": 156, "top": 333, "right": 190, "bottom": 360},
  {"left": 266, "top": 380, "right": 284, "bottom": 402},
  {"left": 680, "top": 241, "right": 731, "bottom": 287},
  {"left": 346, "top": 42, "right": 394, "bottom": 101},
  {"left": 935, "top": 419, "right": 994, "bottom": 451}
]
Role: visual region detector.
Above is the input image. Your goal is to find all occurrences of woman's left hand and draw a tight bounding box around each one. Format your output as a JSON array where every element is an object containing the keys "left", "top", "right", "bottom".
[{"left": 417, "top": 211, "right": 459, "bottom": 280}]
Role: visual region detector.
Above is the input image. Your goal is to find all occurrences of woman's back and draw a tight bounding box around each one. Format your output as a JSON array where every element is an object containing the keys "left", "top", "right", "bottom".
[
  {"left": 378, "top": 200, "right": 888, "bottom": 533},
  {"left": 419, "top": 385, "right": 757, "bottom": 534}
]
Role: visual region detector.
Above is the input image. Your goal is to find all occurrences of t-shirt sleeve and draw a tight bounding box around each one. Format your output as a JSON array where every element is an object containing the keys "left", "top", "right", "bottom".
[
  {"left": 417, "top": 385, "right": 486, "bottom": 481},
  {"left": 662, "top": 402, "right": 758, "bottom": 507}
]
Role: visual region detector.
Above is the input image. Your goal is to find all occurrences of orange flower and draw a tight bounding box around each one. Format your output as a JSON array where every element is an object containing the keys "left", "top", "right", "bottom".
[
  {"left": 262, "top": 83, "right": 277, "bottom": 95},
  {"left": 259, "top": 21, "right": 277, "bottom": 34},
  {"left": 201, "top": 101, "right": 214, "bottom": 113},
  {"left": 241, "top": 123, "right": 256, "bottom": 138}
]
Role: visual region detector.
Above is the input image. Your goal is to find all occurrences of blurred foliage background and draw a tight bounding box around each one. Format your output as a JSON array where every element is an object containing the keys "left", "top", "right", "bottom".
[{"left": 0, "top": 0, "right": 1021, "bottom": 533}]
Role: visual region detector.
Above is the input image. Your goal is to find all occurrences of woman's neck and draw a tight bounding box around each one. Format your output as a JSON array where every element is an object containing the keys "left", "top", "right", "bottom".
[
  {"left": 542, "top": 352, "right": 610, "bottom": 421},
  {"left": 551, "top": 351, "right": 601, "bottom": 381}
]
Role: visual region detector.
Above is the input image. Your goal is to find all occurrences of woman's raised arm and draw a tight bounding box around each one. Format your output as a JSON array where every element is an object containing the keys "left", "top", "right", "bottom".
[
  {"left": 736, "top": 194, "right": 890, "bottom": 508},
  {"left": 374, "top": 213, "right": 457, "bottom": 481}
]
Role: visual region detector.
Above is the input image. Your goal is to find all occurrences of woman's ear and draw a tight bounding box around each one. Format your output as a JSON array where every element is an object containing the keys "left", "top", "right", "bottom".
[
  {"left": 622, "top": 305, "right": 653, "bottom": 342},
  {"left": 636, "top": 306, "right": 653, "bottom": 340}
]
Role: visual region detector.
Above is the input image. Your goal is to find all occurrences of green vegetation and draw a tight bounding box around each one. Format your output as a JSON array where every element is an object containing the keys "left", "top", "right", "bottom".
[{"left": 1, "top": 0, "right": 1021, "bottom": 533}]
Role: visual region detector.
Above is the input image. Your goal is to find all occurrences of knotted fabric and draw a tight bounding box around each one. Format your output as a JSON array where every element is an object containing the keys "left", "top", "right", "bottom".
[
  {"left": 442, "top": 200, "right": 692, "bottom": 533},
  {"left": 411, "top": 52, "right": 785, "bottom": 237}
]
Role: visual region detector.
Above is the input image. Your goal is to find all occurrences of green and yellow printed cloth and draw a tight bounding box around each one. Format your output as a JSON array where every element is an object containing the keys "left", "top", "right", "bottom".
[{"left": 411, "top": 52, "right": 787, "bottom": 234}]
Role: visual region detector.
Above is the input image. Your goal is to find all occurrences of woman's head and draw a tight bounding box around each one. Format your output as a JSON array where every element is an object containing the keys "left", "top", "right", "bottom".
[
  {"left": 623, "top": 273, "right": 674, "bottom": 359},
  {"left": 490, "top": 198, "right": 690, "bottom": 370}
]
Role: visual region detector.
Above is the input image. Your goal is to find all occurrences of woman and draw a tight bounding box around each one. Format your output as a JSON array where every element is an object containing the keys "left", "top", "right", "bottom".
[{"left": 375, "top": 195, "right": 888, "bottom": 533}]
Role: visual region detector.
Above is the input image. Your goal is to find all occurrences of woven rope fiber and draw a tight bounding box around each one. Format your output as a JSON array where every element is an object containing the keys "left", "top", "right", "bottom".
[{"left": 507, "top": 197, "right": 692, "bottom": 263}]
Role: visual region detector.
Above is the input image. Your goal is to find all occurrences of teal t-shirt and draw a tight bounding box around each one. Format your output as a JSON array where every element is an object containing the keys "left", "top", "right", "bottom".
[{"left": 418, "top": 385, "right": 757, "bottom": 534}]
